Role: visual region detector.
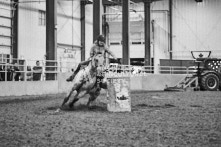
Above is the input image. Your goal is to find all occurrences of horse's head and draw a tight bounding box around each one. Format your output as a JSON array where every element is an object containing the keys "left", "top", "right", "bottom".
[{"left": 91, "top": 53, "right": 105, "bottom": 75}]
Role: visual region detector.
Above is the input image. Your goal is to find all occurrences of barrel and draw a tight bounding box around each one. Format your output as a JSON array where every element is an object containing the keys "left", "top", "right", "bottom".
[{"left": 106, "top": 77, "right": 131, "bottom": 112}]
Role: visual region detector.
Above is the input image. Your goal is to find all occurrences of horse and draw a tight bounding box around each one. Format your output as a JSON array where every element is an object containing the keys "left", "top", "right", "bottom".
[{"left": 57, "top": 53, "right": 107, "bottom": 112}]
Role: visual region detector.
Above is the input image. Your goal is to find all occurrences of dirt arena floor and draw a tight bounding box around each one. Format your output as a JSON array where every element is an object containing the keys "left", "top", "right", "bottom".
[{"left": 0, "top": 91, "right": 221, "bottom": 147}]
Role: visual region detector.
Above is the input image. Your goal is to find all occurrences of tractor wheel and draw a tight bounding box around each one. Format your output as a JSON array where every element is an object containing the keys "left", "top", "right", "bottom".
[{"left": 201, "top": 73, "right": 219, "bottom": 91}]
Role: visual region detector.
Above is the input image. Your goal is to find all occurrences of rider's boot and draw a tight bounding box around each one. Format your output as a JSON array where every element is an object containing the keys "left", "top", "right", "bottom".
[{"left": 66, "top": 65, "right": 81, "bottom": 82}]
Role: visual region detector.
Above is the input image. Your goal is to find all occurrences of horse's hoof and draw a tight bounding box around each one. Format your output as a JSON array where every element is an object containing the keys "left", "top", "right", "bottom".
[
  {"left": 55, "top": 108, "right": 61, "bottom": 113},
  {"left": 69, "top": 103, "right": 74, "bottom": 108}
]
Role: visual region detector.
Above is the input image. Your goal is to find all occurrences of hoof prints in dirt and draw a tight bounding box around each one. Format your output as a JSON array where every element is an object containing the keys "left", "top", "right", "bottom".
[
  {"left": 34, "top": 104, "right": 107, "bottom": 115},
  {"left": 47, "top": 106, "right": 58, "bottom": 110},
  {"left": 136, "top": 103, "right": 176, "bottom": 109},
  {"left": 189, "top": 104, "right": 202, "bottom": 108},
  {"left": 34, "top": 106, "right": 63, "bottom": 115},
  {"left": 133, "top": 103, "right": 176, "bottom": 112},
  {"left": 67, "top": 104, "right": 107, "bottom": 112}
]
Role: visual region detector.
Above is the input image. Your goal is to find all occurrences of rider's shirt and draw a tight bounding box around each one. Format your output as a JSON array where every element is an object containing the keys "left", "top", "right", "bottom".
[{"left": 90, "top": 41, "right": 116, "bottom": 59}]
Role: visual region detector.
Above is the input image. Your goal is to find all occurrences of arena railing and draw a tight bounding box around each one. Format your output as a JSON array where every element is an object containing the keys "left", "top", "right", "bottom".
[
  {"left": 105, "top": 64, "right": 197, "bottom": 76},
  {"left": 0, "top": 58, "right": 60, "bottom": 81},
  {"left": 0, "top": 58, "right": 197, "bottom": 82},
  {"left": 159, "top": 66, "right": 197, "bottom": 74}
]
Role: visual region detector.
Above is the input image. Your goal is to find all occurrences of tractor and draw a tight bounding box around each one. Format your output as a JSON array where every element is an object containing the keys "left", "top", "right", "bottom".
[
  {"left": 194, "top": 57, "right": 221, "bottom": 91},
  {"left": 164, "top": 51, "right": 221, "bottom": 91}
]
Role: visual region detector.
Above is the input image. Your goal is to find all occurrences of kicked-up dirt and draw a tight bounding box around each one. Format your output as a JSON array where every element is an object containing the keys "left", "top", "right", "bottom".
[{"left": 0, "top": 91, "right": 221, "bottom": 147}]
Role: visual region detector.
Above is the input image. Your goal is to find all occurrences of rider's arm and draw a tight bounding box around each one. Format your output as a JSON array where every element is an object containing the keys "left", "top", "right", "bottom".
[
  {"left": 90, "top": 45, "right": 95, "bottom": 58},
  {"left": 105, "top": 46, "right": 117, "bottom": 60}
]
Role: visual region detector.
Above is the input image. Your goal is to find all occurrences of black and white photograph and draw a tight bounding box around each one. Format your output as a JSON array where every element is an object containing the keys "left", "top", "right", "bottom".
[{"left": 0, "top": 0, "right": 221, "bottom": 146}]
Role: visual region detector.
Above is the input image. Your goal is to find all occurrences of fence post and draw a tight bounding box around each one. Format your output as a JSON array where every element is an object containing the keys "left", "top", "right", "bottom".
[
  {"left": 5, "top": 64, "right": 7, "bottom": 81},
  {"left": 24, "top": 60, "right": 27, "bottom": 81}
]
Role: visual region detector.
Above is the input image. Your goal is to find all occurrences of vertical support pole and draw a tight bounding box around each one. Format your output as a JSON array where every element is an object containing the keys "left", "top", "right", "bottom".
[
  {"left": 46, "top": 0, "right": 57, "bottom": 80},
  {"left": 122, "top": 0, "right": 130, "bottom": 65},
  {"left": 93, "top": 0, "right": 101, "bottom": 42},
  {"left": 12, "top": 0, "right": 18, "bottom": 59},
  {"left": 169, "top": 0, "right": 173, "bottom": 60},
  {"left": 102, "top": 6, "right": 107, "bottom": 38},
  {"left": 103, "top": 6, "right": 110, "bottom": 65},
  {"left": 144, "top": 0, "right": 151, "bottom": 66},
  {"left": 80, "top": 1, "right": 86, "bottom": 61}
]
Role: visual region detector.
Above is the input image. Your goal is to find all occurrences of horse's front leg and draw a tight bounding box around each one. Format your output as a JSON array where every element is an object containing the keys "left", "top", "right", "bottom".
[
  {"left": 61, "top": 82, "right": 83, "bottom": 107},
  {"left": 68, "top": 91, "right": 80, "bottom": 108},
  {"left": 100, "top": 77, "right": 108, "bottom": 89},
  {"left": 55, "top": 88, "right": 75, "bottom": 112},
  {"left": 69, "top": 89, "right": 88, "bottom": 108},
  {"left": 87, "top": 95, "right": 96, "bottom": 108},
  {"left": 100, "top": 81, "right": 107, "bottom": 89},
  {"left": 87, "top": 88, "right": 101, "bottom": 108},
  {"left": 61, "top": 89, "right": 74, "bottom": 108}
]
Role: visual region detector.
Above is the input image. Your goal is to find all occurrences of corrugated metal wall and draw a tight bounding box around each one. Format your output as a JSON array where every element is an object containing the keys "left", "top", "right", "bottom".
[
  {"left": 57, "top": 0, "right": 81, "bottom": 70},
  {"left": 0, "top": 0, "right": 12, "bottom": 55},
  {"left": 172, "top": 0, "right": 221, "bottom": 59},
  {"left": 106, "top": 0, "right": 169, "bottom": 61},
  {"left": 57, "top": 1, "right": 81, "bottom": 46},
  {"left": 85, "top": 4, "right": 93, "bottom": 60},
  {"left": 107, "top": 0, "right": 221, "bottom": 62},
  {"left": 18, "top": 0, "right": 46, "bottom": 62},
  {"left": 0, "top": 0, "right": 94, "bottom": 66},
  {"left": 16, "top": 0, "right": 94, "bottom": 67},
  {"left": 2, "top": 0, "right": 220, "bottom": 67}
]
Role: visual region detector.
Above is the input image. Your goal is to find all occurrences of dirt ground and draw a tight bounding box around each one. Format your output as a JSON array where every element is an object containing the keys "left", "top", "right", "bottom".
[{"left": 0, "top": 91, "right": 221, "bottom": 147}]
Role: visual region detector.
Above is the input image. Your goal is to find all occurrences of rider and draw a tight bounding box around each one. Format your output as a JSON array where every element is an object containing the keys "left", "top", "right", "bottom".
[{"left": 66, "top": 34, "right": 117, "bottom": 82}]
